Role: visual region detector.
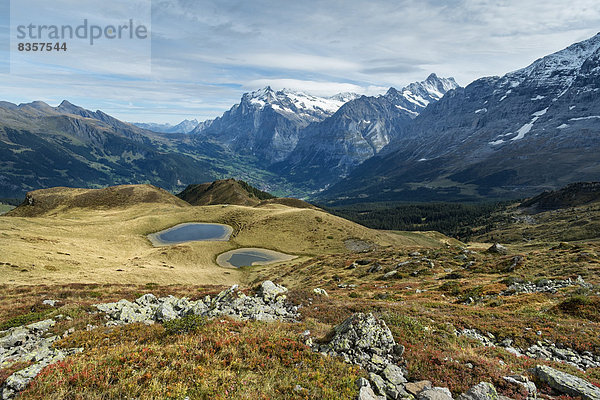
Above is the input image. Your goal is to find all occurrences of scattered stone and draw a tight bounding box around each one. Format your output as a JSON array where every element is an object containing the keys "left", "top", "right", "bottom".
[
  {"left": 487, "top": 243, "right": 508, "bottom": 255},
  {"left": 459, "top": 329, "right": 495, "bottom": 347},
  {"left": 0, "top": 319, "right": 82, "bottom": 399},
  {"left": 94, "top": 281, "right": 298, "bottom": 326},
  {"left": 369, "top": 264, "right": 383, "bottom": 273},
  {"left": 501, "top": 276, "right": 592, "bottom": 296},
  {"left": 458, "top": 328, "right": 600, "bottom": 371},
  {"left": 532, "top": 365, "right": 600, "bottom": 400},
  {"left": 457, "top": 382, "right": 498, "bottom": 400},
  {"left": 42, "top": 299, "right": 59, "bottom": 307},
  {"left": 383, "top": 270, "right": 398, "bottom": 279},
  {"left": 313, "top": 288, "right": 329, "bottom": 297},
  {"left": 503, "top": 375, "right": 536, "bottom": 398},
  {"left": 257, "top": 281, "right": 287, "bottom": 302}
]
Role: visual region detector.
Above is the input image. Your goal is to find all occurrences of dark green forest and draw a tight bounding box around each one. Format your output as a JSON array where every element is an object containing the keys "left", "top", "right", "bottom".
[
  {"left": 324, "top": 201, "right": 510, "bottom": 240},
  {"left": 237, "top": 180, "right": 276, "bottom": 200}
]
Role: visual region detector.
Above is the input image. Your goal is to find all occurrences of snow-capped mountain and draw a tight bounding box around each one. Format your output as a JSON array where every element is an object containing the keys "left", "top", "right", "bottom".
[
  {"left": 272, "top": 74, "right": 460, "bottom": 190},
  {"left": 322, "top": 33, "right": 600, "bottom": 203},
  {"left": 192, "top": 87, "right": 359, "bottom": 163},
  {"left": 134, "top": 119, "right": 199, "bottom": 134}
]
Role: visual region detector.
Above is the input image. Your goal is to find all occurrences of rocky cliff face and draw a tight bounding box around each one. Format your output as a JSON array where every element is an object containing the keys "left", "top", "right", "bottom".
[
  {"left": 273, "top": 74, "right": 459, "bottom": 191},
  {"left": 322, "top": 33, "right": 600, "bottom": 202},
  {"left": 192, "top": 87, "right": 359, "bottom": 163}
]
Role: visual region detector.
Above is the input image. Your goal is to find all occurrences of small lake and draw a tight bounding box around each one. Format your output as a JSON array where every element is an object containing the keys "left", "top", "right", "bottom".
[
  {"left": 217, "top": 248, "right": 297, "bottom": 268},
  {"left": 148, "top": 223, "right": 233, "bottom": 246}
]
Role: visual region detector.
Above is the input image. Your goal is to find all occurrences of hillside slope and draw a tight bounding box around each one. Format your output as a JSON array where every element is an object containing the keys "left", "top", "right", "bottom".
[
  {"left": 7, "top": 184, "right": 189, "bottom": 217},
  {"left": 0, "top": 101, "right": 280, "bottom": 198},
  {"left": 519, "top": 182, "right": 600, "bottom": 213},
  {"left": 0, "top": 184, "right": 450, "bottom": 286},
  {"left": 177, "top": 179, "right": 274, "bottom": 206},
  {"left": 322, "top": 33, "right": 600, "bottom": 203}
]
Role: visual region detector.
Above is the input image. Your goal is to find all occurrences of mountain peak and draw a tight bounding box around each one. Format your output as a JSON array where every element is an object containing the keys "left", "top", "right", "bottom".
[
  {"left": 383, "top": 74, "right": 460, "bottom": 112},
  {"left": 506, "top": 32, "right": 600, "bottom": 88}
]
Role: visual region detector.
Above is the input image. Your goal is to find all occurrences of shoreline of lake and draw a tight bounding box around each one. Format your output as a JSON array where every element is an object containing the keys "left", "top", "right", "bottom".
[
  {"left": 148, "top": 222, "right": 233, "bottom": 246},
  {"left": 217, "top": 248, "right": 297, "bottom": 268}
]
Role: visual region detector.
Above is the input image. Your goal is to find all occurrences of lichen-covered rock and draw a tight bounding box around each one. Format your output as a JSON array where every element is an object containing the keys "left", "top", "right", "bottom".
[
  {"left": 383, "top": 364, "right": 407, "bottom": 386},
  {"left": 358, "top": 378, "right": 386, "bottom": 400},
  {"left": 503, "top": 375, "right": 536, "bottom": 398},
  {"left": 155, "top": 302, "right": 178, "bottom": 322},
  {"left": 418, "top": 387, "right": 454, "bottom": 400},
  {"left": 328, "top": 313, "right": 396, "bottom": 356},
  {"left": 406, "top": 381, "right": 433, "bottom": 396},
  {"left": 94, "top": 281, "right": 298, "bottom": 326},
  {"left": 457, "top": 382, "right": 498, "bottom": 400},
  {"left": 319, "top": 313, "right": 407, "bottom": 399},
  {"left": 257, "top": 281, "right": 287, "bottom": 302},
  {"left": 532, "top": 365, "right": 600, "bottom": 400}
]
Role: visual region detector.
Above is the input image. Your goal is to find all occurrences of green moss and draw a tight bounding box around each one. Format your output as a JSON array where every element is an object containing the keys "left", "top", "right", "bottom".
[{"left": 0, "top": 309, "right": 54, "bottom": 331}]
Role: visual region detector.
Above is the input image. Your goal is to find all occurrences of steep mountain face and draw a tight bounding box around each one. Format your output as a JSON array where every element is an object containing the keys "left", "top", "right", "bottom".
[
  {"left": 273, "top": 74, "right": 459, "bottom": 191},
  {"left": 321, "top": 33, "right": 600, "bottom": 203},
  {"left": 134, "top": 119, "right": 199, "bottom": 134},
  {"left": 0, "top": 101, "right": 240, "bottom": 197},
  {"left": 192, "top": 87, "right": 359, "bottom": 163}
]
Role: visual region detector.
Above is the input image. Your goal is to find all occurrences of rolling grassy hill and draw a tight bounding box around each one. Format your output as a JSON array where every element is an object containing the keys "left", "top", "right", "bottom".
[{"left": 0, "top": 184, "right": 450, "bottom": 286}]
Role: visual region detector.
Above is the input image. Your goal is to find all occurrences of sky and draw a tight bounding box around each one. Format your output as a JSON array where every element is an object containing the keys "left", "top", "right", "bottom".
[{"left": 0, "top": 0, "right": 599, "bottom": 124}]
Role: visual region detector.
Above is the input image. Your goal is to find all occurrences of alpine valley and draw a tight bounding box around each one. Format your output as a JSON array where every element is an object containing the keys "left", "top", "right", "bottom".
[{"left": 1, "top": 33, "right": 600, "bottom": 202}]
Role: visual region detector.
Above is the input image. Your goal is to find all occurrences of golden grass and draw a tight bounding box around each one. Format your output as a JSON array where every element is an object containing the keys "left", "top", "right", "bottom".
[{"left": 0, "top": 202, "right": 448, "bottom": 286}]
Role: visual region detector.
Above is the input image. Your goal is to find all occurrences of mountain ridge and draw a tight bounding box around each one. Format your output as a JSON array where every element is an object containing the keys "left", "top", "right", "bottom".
[
  {"left": 320, "top": 33, "right": 600, "bottom": 203},
  {"left": 272, "top": 73, "right": 459, "bottom": 191}
]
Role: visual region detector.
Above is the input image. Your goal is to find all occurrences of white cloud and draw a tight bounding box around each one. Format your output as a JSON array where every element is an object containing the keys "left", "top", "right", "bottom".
[{"left": 1, "top": 0, "right": 599, "bottom": 123}]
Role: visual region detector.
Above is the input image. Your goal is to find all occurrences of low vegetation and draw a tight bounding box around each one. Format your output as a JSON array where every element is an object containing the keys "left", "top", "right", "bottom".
[{"left": 2, "top": 183, "right": 600, "bottom": 399}]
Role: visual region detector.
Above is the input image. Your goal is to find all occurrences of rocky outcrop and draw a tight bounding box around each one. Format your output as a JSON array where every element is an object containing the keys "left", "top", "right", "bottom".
[
  {"left": 1, "top": 281, "right": 296, "bottom": 399},
  {"left": 95, "top": 281, "right": 298, "bottom": 325},
  {"left": 532, "top": 365, "right": 600, "bottom": 400},
  {"left": 314, "top": 313, "right": 407, "bottom": 399},
  {"left": 0, "top": 319, "right": 82, "bottom": 400},
  {"left": 458, "top": 329, "right": 600, "bottom": 370},
  {"left": 487, "top": 243, "right": 509, "bottom": 255},
  {"left": 501, "top": 276, "right": 593, "bottom": 296}
]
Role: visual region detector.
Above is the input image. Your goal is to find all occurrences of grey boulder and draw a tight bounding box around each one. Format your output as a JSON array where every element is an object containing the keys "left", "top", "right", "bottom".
[
  {"left": 457, "top": 382, "right": 498, "bottom": 400},
  {"left": 533, "top": 365, "right": 600, "bottom": 400}
]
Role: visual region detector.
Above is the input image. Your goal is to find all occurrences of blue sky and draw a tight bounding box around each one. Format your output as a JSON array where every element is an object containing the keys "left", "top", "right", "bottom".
[{"left": 0, "top": 0, "right": 599, "bottom": 124}]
